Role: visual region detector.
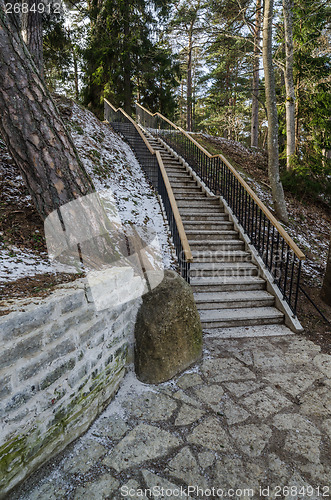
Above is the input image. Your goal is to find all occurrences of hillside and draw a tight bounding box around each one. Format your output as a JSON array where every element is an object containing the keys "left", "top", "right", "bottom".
[{"left": 0, "top": 97, "right": 175, "bottom": 306}]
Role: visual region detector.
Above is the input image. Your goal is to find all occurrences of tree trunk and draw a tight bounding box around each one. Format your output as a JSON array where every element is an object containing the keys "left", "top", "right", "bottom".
[
  {"left": 186, "top": 34, "right": 193, "bottom": 132},
  {"left": 321, "top": 235, "right": 331, "bottom": 306},
  {"left": 262, "top": 0, "right": 289, "bottom": 223},
  {"left": 0, "top": 3, "right": 94, "bottom": 220},
  {"left": 21, "top": 0, "right": 44, "bottom": 77},
  {"left": 283, "top": 0, "right": 295, "bottom": 170},
  {"left": 123, "top": 8, "right": 132, "bottom": 115},
  {"left": 251, "top": 0, "right": 262, "bottom": 147}
]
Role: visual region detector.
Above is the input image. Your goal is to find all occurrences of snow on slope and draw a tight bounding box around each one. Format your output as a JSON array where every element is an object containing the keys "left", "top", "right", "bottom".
[{"left": 0, "top": 102, "right": 174, "bottom": 284}]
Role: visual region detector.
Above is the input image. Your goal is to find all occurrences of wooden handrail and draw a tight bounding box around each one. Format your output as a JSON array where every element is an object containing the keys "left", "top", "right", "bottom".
[
  {"left": 155, "top": 151, "right": 193, "bottom": 263},
  {"left": 104, "top": 99, "right": 193, "bottom": 263},
  {"left": 136, "top": 102, "right": 305, "bottom": 261}
]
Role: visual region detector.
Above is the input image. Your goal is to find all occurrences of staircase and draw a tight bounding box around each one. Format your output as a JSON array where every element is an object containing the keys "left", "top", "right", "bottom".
[{"left": 146, "top": 135, "right": 284, "bottom": 331}]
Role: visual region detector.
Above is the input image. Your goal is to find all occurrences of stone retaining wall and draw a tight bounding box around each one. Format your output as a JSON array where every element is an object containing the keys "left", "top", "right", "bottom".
[{"left": 0, "top": 279, "right": 141, "bottom": 498}]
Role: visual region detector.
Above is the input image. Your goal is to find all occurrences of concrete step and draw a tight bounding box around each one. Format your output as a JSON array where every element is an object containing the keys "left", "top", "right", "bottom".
[
  {"left": 191, "top": 250, "right": 251, "bottom": 262},
  {"left": 180, "top": 213, "right": 228, "bottom": 221},
  {"left": 183, "top": 221, "right": 234, "bottom": 231},
  {"left": 189, "top": 240, "right": 245, "bottom": 251},
  {"left": 167, "top": 172, "right": 194, "bottom": 180},
  {"left": 190, "top": 262, "right": 258, "bottom": 278},
  {"left": 194, "top": 290, "right": 275, "bottom": 310},
  {"left": 171, "top": 190, "right": 204, "bottom": 197},
  {"left": 186, "top": 230, "right": 238, "bottom": 241},
  {"left": 199, "top": 307, "right": 284, "bottom": 328},
  {"left": 171, "top": 180, "right": 198, "bottom": 187},
  {"left": 190, "top": 276, "right": 266, "bottom": 292}
]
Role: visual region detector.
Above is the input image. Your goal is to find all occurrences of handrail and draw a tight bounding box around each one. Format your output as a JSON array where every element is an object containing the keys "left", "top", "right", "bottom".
[
  {"left": 136, "top": 102, "right": 305, "bottom": 261},
  {"left": 104, "top": 99, "right": 193, "bottom": 266}
]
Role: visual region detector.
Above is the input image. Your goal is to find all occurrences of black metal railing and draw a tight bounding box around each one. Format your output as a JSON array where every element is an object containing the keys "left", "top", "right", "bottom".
[
  {"left": 104, "top": 99, "right": 192, "bottom": 282},
  {"left": 136, "top": 102, "right": 305, "bottom": 316}
]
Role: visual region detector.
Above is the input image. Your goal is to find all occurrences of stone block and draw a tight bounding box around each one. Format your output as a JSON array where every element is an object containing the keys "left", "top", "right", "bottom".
[
  {"left": 134, "top": 270, "right": 202, "bottom": 384},
  {"left": 0, "top": 333, "right": 43, "bottom": 371}
]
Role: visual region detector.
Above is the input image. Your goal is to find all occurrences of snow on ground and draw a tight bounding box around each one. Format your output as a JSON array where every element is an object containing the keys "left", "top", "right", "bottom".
[{"left": 0, "top": 102, "right": 175, "bottom": 285}]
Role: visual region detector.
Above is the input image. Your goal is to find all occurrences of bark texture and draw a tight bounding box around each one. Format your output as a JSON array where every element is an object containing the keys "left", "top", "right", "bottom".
[
  {"left": 21, "top": 0, "right": 44, "bottom": 77},
  {"left": 251, "top": 0, "right": 262, "bottom": 148},
  {"left": 186, "top": 34, "right": 193, "bottom": 132},
  {"left": 262, "top": 0, "right": 289, "bottom": 223},
  {"left": 321, "top": 236, "right": 331, "bottom": 306},
  {"left": 0, "top": 1, "right": 94, "bottom": 220},
  {"left": 283, "top": 0, "right": 295, "bottom": 170}
]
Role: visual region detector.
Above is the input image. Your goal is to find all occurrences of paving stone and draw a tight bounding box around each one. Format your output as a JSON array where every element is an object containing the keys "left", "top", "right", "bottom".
[
  {"left": 74, "top": 474, "right": 119, "bottom": 499},
  {"left": 193, "top": 384, "right": 224, "bottom": 408},
  {"left": 65, "top": 441, "right": 107, "bottom": 474},
  {"left": 252, "top": 350, "right": 288, "bottom": 371},
  {"left": 121, "top": 391, "right": 177, "bottom": 421},
  {"left": 299, "top": 387, "right": 331, "bottom": 417},
  {"left": 222, "top": 398, "right": 250, "bottom": 425},
  {"left": 176, "top": 372, "right": 203, "bottom": 390},
  {"left": 198, "top": 450, "right": 215, "bottom": 469},
  {"left": 174, "top": 404, "right": 205, "bottom": 426},
  {"left": 187, "top": 416, "right": 231, "bottom": 452},
  {"left": 262, "top": 370, "right": 318, "bottom": 397},
  {"left": 273, "top": 413, "right": 321, "bottom": 463},
  {"left": 26, "top": 481, "right": 66, "bottom": 500},
  {"left": 214, "top": 456, "right": 265, "bottom": 493},
  {"left": 223, "top": 381, "right": 264, "bottom": 398},
  {"left": 91, "top": 414, "right": 130, "bottom": 440},
  {"left": 240, "top": 387, "right": 291, "bottom": 418},
  {"left": 229, "top": 424, "right": 272, "bottom": 457},
  {"left": 103, "top": 424, "right": 182, "bottom": 472},
  {"left": 142, "top": 470, "right": 192, "bottom": 499},
  {"left": 171, "top": 389, "right": 201, "bottom": 407},
  {"left": 166, "top": 446, "right": 208, "bottom": 489},
  {"left": 313, "top": 354, "right": 331, "bottom": 378},
  {"left": 268, "top": 453, "right": 290, "bottom": 484},
  {"left": 322, "top": 419, "right": 331, "bottom": 443},
  {"left": 202, "top": 358, "right": 256, "bottom": 382}
]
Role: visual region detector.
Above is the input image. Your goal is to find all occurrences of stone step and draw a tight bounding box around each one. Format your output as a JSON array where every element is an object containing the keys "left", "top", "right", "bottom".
[
  {"left": 194, "top": 290, "right": 275, "bottom": 309},
  {"left": 189, "top": 240, "right": 245, "bottom": 251},
  {"left": 199, "top": 307, "right": 284, "bottom": 328},
  {"left": 167, "top": 172, "right": 194, "bottom": 180},
  {"left": 183, "top": 221, "right": 234, "bottom": 231},
  {"left": 186, "top": 230, "right": 238, "bottom": 241},
  {"left": 191, "top": 250, "right": 251, "bottom": 262},
  {"left": 171, "top": 190, "right": 204, "bottom": 197},
  {"left": 190, "top": 262, "right": 258, "bottom": 278},
  {"left": 180, "top": 213, "right": 228, "bottom": 221},
  {"left": 190, "top": 276, "right": 266, "bottom": 292},
  {"left": 170, "top": 180, "right": 198, "bottom": 187}
]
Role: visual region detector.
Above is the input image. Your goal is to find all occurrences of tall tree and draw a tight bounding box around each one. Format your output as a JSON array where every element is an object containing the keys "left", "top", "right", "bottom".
[
  {"left": 262, "top": 0, "right": 288, "bottom": 222},
  {"left": 169, "top": 0, "right": 203, "bottom": 131},
  {"left": 83, "top": 0, "right": 178, "bottom": 117},
  {"left": 21, "top": 0, "right": 44, "bottom": 76},
  {"left": 282, "top": 0, "right": 295, "bottom": 170},
  {"left": 250, "top": 0, "right": 262, "bottom": 147},
  {"left": 0, "top": 1, "right": 94, "bottom": 219}
]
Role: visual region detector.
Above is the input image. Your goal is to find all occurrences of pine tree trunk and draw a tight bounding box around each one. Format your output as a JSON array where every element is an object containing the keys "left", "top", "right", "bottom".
[
  {"left": 0, "top": 3, "right": 94, "bottom": 220},
  {"left": 321, "top": 236, "right": 331, "bottom": 306},
  {"left": 186, "top": 35, "right": 193, "bottom": 132},
  {"left": 21, "top": 0, "right": 44, "bottom": 77},
  {"left": 283, "top": 0, "right": 295, "bottom": 170},
  {"left": 262, "top": 0, "right": 289, "bottom": 223},
  {"left": 251, "top": 0, "right": 262, "bottom": 148}
]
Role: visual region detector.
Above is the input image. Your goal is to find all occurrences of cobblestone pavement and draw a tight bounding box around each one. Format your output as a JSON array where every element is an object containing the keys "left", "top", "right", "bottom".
[{"left": 9, "top": 331, "right": 331, "bottom": 500}]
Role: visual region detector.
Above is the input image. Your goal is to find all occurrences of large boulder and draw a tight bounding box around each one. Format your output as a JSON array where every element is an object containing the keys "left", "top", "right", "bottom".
[{"left": 134, "top": 270, "right": 203, "bottom": 384}]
